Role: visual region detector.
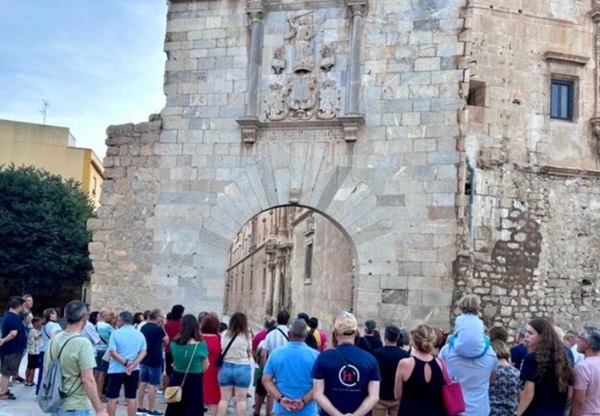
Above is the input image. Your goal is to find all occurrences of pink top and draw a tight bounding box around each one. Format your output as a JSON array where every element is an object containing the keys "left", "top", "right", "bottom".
[
  {"left": 319, "top": 330, "right": 329, "bottom": 352},
  {"left": 574, "top": 356, "right": 600, "bottom": 415}
]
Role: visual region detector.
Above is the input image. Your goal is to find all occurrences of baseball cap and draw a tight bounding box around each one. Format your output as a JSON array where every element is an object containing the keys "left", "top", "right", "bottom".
[{"left": 335, "top": 311, "right": 358, "bottom": 335}]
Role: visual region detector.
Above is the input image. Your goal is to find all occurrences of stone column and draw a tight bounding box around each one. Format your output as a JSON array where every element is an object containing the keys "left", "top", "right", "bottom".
[
  {"left": 346, "top": 0, "right": 367, "bottom": 116},
  {"left": 246, "top": 9, "right": 264, "bottom": 119},
  {"left": 590, "top": 2, "right": 600, "bottom": 140},
  {"left": 236, "top": 4, "right": 264, "bottom": 143},
  {"left": 266, "top": 259, "right": 276, "bottom": 316},
  {"left": 272, "top": 259, "right": 282, "bottom": 312}
]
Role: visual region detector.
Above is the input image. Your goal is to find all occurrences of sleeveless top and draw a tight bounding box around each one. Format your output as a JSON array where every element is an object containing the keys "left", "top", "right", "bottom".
[{"left": 398, "top": 356, "right": 446, "bottom": 416}]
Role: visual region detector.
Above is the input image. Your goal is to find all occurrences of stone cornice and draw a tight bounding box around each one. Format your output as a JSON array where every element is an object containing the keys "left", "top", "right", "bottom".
[
  {"left": 543, "top": 51, "right": 590, "bottom": 66},
  {"left": 236, "top": 116, "right": 364, "bottom": 142},
  {"left": 538, "top": 165, "right": 600, "bottom": 178}
]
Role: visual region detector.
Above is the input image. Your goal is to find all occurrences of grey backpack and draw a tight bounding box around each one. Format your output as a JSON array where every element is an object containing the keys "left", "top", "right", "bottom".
[{"left": 37, "top": 336, "right": 81, "bottom": 413}]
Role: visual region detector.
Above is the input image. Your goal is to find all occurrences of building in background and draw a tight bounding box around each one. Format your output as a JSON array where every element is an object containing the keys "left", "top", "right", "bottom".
[
  {"left": 224, "top": 207, "right": 353, "bottom": 329},
  {"left": 0, "top": 119, "right": 104, "bottom": 209}
]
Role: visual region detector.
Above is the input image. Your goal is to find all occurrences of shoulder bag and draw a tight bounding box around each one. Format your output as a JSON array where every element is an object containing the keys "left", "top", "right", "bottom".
[
  {"left": 215, "top": 333, "right": 238, "bottom": 368},
  {"left": 164, "top": 342, "right": 199, "bottom": 404},
  {"left": 439, "top": 358, "right": 466, "bottom": 415}
]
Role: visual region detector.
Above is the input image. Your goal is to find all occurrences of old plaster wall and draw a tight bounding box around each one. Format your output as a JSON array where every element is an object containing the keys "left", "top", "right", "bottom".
[
  {"left": 91, "top": 0, "right": 469, "bottom": 326},
  {"left": 456, "top": 1, "right": 600, "bottom": 330}
]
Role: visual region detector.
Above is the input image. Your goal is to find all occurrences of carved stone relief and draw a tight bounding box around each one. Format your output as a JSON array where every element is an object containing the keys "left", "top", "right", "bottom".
[
  {"left": 317, "top": 79, "right": 340, "bottom": 120},
  {"left": 272, "top": 47, "right": 285, "bottom": 74},
  {"left": 263, "top": 12, "right": 340, "bottom": 123}
]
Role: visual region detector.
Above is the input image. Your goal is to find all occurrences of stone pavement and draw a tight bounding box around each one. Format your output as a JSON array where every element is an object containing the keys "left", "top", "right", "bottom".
[{"left": 0, "top": 359, "right": 250, "bottom": 416}]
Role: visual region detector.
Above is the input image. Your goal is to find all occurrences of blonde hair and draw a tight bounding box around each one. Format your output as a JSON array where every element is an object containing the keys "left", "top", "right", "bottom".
[
  {"left": 411, "top": 325, "right": 438, "bottom": 354},
  {"left": 491, "top": 339, "right": 510, "bottom": 360},
  {"left": 457, "top": 294, "right": 480, "bottom": 314}
]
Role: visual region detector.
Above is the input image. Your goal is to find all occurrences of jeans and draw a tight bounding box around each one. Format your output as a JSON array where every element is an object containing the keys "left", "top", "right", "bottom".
[
  {"left": 217, "top": 362, "right": 251, "bottom": 388},
  {"left": 51, "top": 410, "right": 92, "bottom": 416}
]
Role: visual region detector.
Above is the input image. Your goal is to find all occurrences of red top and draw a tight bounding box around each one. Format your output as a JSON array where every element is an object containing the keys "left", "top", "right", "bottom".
[
  {"left": 252, "top": 329, "right": 268, "bottom": 353},
  {"left": 203, "top": 334, "right": 221, "bottom": 404},
  {"left": 164, "top": 319, "right": 182, "bottom": 353}
]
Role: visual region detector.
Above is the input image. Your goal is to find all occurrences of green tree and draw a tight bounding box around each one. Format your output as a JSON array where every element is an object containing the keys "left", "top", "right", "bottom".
[{"left": 0, "top": 165, "right": 95, "bottom": 297}]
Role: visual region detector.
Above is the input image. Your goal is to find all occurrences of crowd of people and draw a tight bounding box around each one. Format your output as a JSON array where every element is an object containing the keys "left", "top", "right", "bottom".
[{"left": 1, "top": 293, "right": 600, "bottom": 416}]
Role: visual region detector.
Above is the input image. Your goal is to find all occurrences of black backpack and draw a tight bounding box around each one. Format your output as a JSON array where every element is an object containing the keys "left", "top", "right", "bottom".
[{"left": 305, "top": 328, "right": 319, "bottom": 350}]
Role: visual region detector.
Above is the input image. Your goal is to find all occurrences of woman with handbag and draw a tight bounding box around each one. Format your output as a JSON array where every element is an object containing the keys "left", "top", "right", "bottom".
[
  {"left": 394, "top": 324, "right": 447, "bottom": 416},
  {"left": 215, "top": 312, "right": 252, "bottom": 416},
  {"left": 165, "top": 314, "right": 209, "bottom": 416}
]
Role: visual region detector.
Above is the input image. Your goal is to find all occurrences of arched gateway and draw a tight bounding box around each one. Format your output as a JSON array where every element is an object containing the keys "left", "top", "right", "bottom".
[{"left": 89, "top": 0, "right": 468, "bottom": 329}]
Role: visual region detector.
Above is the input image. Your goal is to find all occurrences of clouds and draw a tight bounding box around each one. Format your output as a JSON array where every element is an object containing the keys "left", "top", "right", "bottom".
[{"left": 0, "top": 0, "right": 167, "bottom": 157}]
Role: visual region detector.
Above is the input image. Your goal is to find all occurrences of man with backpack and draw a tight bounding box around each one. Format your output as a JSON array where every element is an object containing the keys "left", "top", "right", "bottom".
[{"left": 40, "top": 300, "right": 107, "bottom": 416}]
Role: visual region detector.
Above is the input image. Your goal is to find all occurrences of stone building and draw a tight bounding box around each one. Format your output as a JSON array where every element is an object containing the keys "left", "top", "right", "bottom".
[
  {"left": 224, "top": 207, "right": 353, "bottom": 327},
  {"left": 90, "top": 0, "right": 600, "bottom": 331}
]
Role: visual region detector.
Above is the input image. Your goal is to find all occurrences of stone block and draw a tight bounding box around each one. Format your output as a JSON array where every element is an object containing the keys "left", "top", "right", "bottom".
[{"left": 381, "top": 275, "right": 408, "bottom": 290}]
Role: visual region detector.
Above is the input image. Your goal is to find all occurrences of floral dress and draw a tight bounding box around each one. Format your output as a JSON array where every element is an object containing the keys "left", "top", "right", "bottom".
[{"left": 489, "top": 364, "right": 521, "bottom": 416}]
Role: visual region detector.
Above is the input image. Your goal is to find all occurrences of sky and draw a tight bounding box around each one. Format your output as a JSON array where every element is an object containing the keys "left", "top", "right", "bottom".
[{"left": 0, "top": 1, "right": 167, "bottom": 158}]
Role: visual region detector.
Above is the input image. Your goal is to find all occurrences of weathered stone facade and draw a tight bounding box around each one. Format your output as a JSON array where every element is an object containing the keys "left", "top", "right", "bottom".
[
  {"left": 92, "top": 0, "right": 466, "bottom": 327},
  {"left": 224, "top": 207, "right": 353, "bottom": 329},
  {"left": 454, "top": 0, "right": 600, "bottom": 331},
  {"left": 91, "top": 0, "right": 600, "bottom": 331}
]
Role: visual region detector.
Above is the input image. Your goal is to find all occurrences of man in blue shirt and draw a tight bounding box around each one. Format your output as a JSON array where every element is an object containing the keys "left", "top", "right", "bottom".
[
  {"left": 0, "top": 296, "right": 27, "bottom": 400},
  {"left": 263, "top": 318, "right": 319, "bottom": 416},
  {"left": 106, "top": 311, "right": 147, "bottom": 416},
  {"left": 312, "top": 311, "right": 380, "bottom": 416}
]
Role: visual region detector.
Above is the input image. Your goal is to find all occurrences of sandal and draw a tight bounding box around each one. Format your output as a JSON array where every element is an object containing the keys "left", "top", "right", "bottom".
[{"left": 0, "top": 393, "right": 16, "bottom": 400}]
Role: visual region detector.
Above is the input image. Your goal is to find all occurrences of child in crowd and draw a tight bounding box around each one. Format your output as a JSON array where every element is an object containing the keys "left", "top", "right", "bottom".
[
  {"left": 25, "top": 317, "right": 42, "bottom": 387},
  {"left": 449, "top": 294, "right": 490, "bottom": 358}
]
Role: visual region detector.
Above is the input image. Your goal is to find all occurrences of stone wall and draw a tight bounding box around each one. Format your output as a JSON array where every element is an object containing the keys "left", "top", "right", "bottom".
[
  {"left": 88, "top": 116, "right": 161, "bottom": 311},
  {"left": 91, "top": 0, "right": 469, "bottom": 326},
  {"left": 454, "top": 1, "right": 600, "bottom": 331},
  {"left": 289, "top": 210, "right": 354, "bottom": 327}
]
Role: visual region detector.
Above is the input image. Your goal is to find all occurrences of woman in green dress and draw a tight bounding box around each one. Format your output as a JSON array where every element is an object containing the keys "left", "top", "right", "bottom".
[{"left": 165, "top": 314, "right": 209, "bottom": 416}]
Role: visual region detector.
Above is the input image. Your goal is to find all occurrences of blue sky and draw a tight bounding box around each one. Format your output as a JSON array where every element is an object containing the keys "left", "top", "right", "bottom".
[{"left": 0, "top": 1, "right": 167, "bottom": 158}]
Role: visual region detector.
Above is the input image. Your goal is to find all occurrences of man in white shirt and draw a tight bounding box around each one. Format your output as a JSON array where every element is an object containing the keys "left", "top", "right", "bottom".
[{"left": 264, "top": 311, "right": 290, "bottom": 353}]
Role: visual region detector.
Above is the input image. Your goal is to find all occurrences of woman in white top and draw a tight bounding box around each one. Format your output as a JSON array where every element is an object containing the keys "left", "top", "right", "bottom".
[
  {"left": 216, "top": 312, "right": 252, "bottom": 416},
  {"left": 36, "top": 308, "right": 61, "bottom": 394}
]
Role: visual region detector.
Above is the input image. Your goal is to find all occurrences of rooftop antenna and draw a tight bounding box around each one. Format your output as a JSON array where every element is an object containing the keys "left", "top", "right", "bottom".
[{"left": 40, "top": 100, "right": 49, "bottom": 124}]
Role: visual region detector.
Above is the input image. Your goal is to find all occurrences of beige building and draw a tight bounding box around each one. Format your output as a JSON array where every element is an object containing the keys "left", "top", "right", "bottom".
[
  {"left": 0, "top": 119, "right": 104, "bottom": 209},
  {"left": 224, "top": 207, "right": 353, "bottom": 329}
]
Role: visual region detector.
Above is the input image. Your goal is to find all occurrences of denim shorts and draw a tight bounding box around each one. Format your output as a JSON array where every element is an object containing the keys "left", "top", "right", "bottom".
[
  {"left": 95, "top": 351, "right": 108, "bottom": 373},
  {"left": 51, "top": 409, "right": 92, "bottom": 416},
  {"left": 218, "top": 362, "right": 251, "bottom": 388},
  {"left": 140, "top": 364, "right": 162, "bottom": 386}
]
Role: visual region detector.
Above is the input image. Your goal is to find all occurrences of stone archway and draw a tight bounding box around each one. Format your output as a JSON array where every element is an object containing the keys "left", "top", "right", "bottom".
[
  {"left": 223, "top": 205, "right": 356, "bottom": 328},
  {"left": 89, "top": 0, "right": 466, "bottom": 329}
]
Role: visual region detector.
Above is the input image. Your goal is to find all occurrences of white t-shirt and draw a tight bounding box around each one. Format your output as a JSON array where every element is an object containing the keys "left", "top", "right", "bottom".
[
  {"left": 221, "top": 332, "right": 251, "bottom": 364},
  {"left": 572, "top": 344, "right": 585, "bottom": 365},
  {"left": 41, "top": 321, "right": 62, "bottom": 352},
  {"left": 264, "top": 325, "right": 289, "bottom": 352}
]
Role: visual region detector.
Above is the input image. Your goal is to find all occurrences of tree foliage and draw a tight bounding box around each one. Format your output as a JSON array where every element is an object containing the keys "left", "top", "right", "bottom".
[{"left": 0, "top": 165, "right": 95, "bottom": 297}]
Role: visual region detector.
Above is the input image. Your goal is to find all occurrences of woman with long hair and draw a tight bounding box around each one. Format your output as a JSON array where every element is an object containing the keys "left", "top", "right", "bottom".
[
  {"left": 200, "top": 313, "right": 222, "bottom": 416},
  {"left": 36, "top": 308, "right": 61, "bottom": 395},
  {"left": 514, "top": 318, "right": 574, "bottom": 416},
  {"left": 165, "top": 314, "right": 208, "bottom": 416},
  {"left": 216, "top": 312, "right": 252, "bottom": 416},
  {"left": 394, "top": 324, "right": 446, "bottom": 416}
]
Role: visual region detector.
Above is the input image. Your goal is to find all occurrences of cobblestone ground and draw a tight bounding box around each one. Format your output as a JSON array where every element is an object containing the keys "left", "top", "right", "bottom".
[{"left": 0, "top": 360, "right": 249, "bottom": 416}]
